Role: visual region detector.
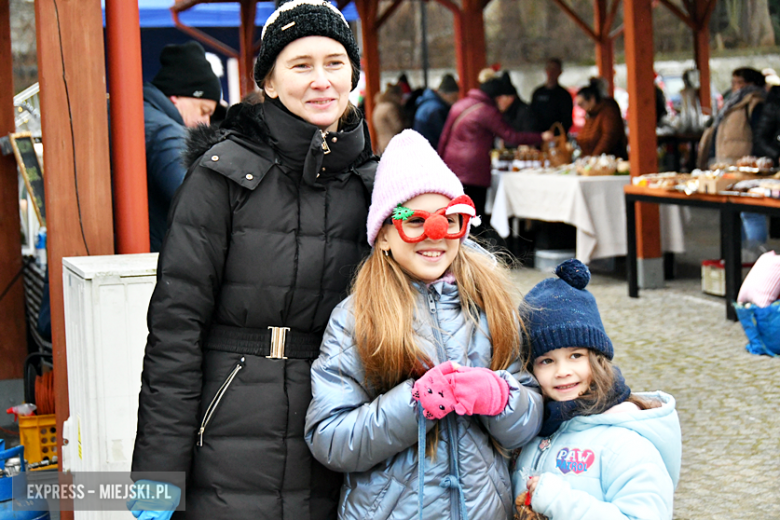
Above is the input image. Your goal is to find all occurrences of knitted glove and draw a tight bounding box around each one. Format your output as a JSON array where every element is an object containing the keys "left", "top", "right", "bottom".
[
  {"left": 448, "top": 366, "right": 509, "bottom": 416},
  {"left": 412, "top": 361, "right": 459, "bottom": 420},
  {"left": 412, "top": 362, "right": 510, "bottom": 419},
  {"left": 126, "top": 480, "right": 182, "bottom": 520}
]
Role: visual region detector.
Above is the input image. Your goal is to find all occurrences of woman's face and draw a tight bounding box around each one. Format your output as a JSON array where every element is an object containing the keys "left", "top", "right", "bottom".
[
  {"left": 264, "top": 36, "right": 352, "bottom": 132},
  {"left": 533, "top": 347, "right": 593, "bottom": 402},
  {"left": 575, "top": 94, "right": 596, "bottom": 113},
  {"left": 377, "top": 193, "right": 461, "bottom": 284}
]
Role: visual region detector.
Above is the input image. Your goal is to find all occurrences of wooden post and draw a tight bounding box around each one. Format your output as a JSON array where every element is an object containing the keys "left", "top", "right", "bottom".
[
  {"left": 239, "top": 0, "right": 257, "bottom": 99},
  {"left": 35, "top": 0, "right": 115, "bottom": 482},
  {"left": 461, "top": 0, "right": 486, "bottom": 93},
  {"left": 432, "top": 0, "right": 465, "bottom": 95},
  {"left": 594, "top": 0, "right": 614, "bottom": 96},
  {"left": 693, "top": 0, "right": 713, "bottom": 114},
  {"left": 106, "top": 0, "right": 150, "bottom": 254},
  {"left": 355, "top": 0, "right": 380, "bottom": 145},
  {"left": 624, "top": 0, "right": 662, "bottom": 287},
  {"left": 0, "top": 0, "right": 26, "bottom": 380}
]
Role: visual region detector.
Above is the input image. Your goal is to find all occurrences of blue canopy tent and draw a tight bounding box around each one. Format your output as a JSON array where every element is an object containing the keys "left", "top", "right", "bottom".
[{"left": 101, "top": 1, "right": 359, "bottom": 102}]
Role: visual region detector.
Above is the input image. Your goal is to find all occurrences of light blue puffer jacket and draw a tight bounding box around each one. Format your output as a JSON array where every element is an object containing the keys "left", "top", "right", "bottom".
[
  {"left": 305, "top": 279, "right": 544, "bottom": 520},
  {"left": 512, "top": 391, "right": 682, "bottom": 520}
]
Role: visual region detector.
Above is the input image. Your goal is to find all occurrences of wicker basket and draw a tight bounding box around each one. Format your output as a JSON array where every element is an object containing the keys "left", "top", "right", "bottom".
[{"left": 543, "top": 122, "right": 574, "bottom": 167}]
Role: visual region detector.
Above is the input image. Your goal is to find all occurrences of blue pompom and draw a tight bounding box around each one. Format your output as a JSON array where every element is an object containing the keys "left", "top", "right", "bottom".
[{"left": 555, "top": 259, "right": 590, "bottom": 290}]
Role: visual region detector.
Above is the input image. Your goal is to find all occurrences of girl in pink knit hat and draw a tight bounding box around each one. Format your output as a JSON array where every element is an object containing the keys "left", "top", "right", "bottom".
[{"left": 305, "top": 129, "right": 543, "bottom": 520}]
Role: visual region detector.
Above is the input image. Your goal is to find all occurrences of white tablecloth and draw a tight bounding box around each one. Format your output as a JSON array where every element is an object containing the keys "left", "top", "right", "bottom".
[{"left": 489, "top": 171, "right": 686, "bottom": 264}]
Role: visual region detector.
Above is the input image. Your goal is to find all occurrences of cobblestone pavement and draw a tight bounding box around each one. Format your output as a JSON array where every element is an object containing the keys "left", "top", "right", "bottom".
[{"left": 510, "top": 266, "right": 780, "bottom": 520}]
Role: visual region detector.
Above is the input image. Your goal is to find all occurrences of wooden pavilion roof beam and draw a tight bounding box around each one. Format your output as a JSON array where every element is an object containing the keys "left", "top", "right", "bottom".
[
  {"left": 376, "top": 0, "right": 405, "bottom": 31},
  {"left": 656, "top": 0, "right": 718, "bottom": 113},
  {"left": 550, "top": 0, "right": 598, "bottom": 41},
  {"left": 169, "top": 8, "right": 239, "bottom": 58},
  {"left": 549, "top": 0, "right": 621, "bottom": 95},
  {"left": 656, "top": 0, "right": 697, "bottom": 29}
]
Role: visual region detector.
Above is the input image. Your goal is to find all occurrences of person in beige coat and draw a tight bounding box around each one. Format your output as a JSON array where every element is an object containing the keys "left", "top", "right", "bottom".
[
  {"left": 698, "top": 67, "right": 765, "bottom": 168},
  {"left": 372, "top": 83, "right": 405, "bottom": 154}
]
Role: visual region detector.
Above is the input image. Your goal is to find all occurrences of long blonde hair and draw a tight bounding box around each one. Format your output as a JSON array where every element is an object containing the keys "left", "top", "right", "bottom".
[{"left": 351, "top": 241, "right": 526, "bottom": 394}]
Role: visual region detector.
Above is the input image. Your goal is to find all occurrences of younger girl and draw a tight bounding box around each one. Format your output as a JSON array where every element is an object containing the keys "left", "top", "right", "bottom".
[
  {"left": 512, "top": 260, "right": 682, "bottom": 520},
  {"left": 305, "top": 129, "right": 543, "bottom": 520}
]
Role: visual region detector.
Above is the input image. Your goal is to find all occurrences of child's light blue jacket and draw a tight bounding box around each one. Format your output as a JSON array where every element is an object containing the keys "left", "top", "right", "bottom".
[{"left": 512, "top": 391, "right": 681, "bottom": 520}]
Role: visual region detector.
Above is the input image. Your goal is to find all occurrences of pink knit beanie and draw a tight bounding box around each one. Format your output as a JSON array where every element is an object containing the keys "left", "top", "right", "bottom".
[{"left": 367, "top": 129, "right": 467, "bottom": 246}]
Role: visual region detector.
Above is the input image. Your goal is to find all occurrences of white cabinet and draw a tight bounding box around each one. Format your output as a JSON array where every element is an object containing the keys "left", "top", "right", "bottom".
[{"left": 62, "top": 254, "right": 157, "bottom": 476}]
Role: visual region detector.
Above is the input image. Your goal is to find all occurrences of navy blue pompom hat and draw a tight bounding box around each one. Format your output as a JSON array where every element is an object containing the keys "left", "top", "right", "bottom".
[{"left": 524, "top": 259, "right": 613, "bottom": 360}]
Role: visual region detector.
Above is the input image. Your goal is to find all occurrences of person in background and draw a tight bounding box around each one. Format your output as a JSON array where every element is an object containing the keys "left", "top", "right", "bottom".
[
  {"left": 655, "top": 77, "right": 668, "bottom": 127},
  {"left": 372, "top": 83, "right": 405, "bottom": 154},
  {"left": 698, "top": 67, "right": 765, "bottom": 167},
  {"left": 413, "top": 73, "right": 460, "bottom": 150},
  {"left": 438, "top": 70, "right": 547, "bottom": 220},
  {"left": 753, "top": 84, "right": 780, "bottom": 164},
  {"left": 698, "top": 67, "right": 767, "bottom": 260},
  {"left": 570, "top": 77, "right": 627, "bottom": 159},
  {"left": 143, "top": 41, "right": 221, "bottom": 252},
  {"left": 678, "top": 69, "right": 704, "bottom": 133},
  {"left": 130, "top": 0, "right": 377, "bottom": 518},
  {"left": 530, "top": 58, "right": 573, "bottom": 133},
  {"left": 500, "top": 71, "right": 536, "bottom": 136}
]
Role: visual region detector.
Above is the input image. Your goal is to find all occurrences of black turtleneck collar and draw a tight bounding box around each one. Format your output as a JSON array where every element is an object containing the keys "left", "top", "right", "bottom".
[{"left": 262, "top": 99, "right": 366, "bottom": 184}]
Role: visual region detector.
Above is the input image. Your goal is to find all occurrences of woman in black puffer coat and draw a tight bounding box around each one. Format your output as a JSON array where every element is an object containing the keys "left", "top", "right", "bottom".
[
  {"left": 754, "top": 85, "right": 780, "bottom": 163},
  {"left": 130, "top": 2, "right": 376, "bottom": 519}
]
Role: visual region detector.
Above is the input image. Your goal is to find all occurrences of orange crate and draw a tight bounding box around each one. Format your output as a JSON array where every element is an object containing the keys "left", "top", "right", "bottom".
[{"left": 19, "top": 414, "right": 58, "bottom": 469}]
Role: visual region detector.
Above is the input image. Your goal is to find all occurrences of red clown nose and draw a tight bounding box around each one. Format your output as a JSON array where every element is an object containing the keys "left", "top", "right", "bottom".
[{"left": 424, "top": 214, "right": 449, "bottom": 240}]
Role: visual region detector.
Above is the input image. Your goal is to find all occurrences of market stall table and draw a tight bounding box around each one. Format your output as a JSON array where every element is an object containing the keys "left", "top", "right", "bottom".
[
  {"left": 490, "top": 169, "right": 686, "bottom": 264},
  {"left": 625, "top": 184, "right": 780, "bottom": 321}
]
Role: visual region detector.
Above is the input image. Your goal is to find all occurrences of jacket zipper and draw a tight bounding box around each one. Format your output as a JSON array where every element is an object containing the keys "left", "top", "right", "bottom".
[
  {"left": 531, "top": 436, "right": 553, "bottom": 472},
  {"left": 320, "top": 130, "right": 331, "bottom": 154},
  {"left": 426, "top": 289, "right": 461, "bottom": 520},
  {"left": 197, "top": 357, "right": 245, "bottom": 447}
]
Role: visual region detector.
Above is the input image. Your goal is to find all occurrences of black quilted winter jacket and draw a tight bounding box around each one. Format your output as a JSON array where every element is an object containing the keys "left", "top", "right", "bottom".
[{"left": 131, "top": 99, "right": 376, "bottom": 520}]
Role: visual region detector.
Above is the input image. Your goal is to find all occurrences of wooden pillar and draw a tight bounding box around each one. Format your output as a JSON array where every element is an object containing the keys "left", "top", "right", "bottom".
[
  {"left": 35, "top": 0, "right": 115, "bottom": 478},
  {"left": 0, "top": 0, "right": 26, "bottom": 380},
  {"left": 239, "top": 0, "right": 257, "bottom": 99},
  {"left": 106, "top": 0, "right": 149, "bottom": 254},
  {"left": 693, "top": 0, "right": 713, "bottom": 114},
  {"left": 432, "top": 0, "right": 465, "bottom": 95},
  {"left": 355, "top": 0, "right": 380, "bottom": 145},
  {"left": 460, "top": 0, "right": 486, "bottom": 93},
  {"left": 624, "top": 0, "right": 662, "bottom": 286},
  {"left": 594, "top": 0, "right": 614, "bottom": 96}
]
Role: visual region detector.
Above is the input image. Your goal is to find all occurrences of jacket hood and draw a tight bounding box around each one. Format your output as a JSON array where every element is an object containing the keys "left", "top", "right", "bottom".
[
  {"left": 562, "top": 391, "right": 681, "bottom": 487},
  {"left": 183, "top": 99, "right": 375, "bottom": 172}
]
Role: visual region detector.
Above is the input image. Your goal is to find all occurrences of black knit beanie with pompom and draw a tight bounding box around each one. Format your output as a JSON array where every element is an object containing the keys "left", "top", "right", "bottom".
[{"left": 254, "top": 0, "right": 361, "bottom": 90}]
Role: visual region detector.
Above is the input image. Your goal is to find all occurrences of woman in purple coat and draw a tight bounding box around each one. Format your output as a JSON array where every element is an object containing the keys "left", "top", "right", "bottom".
[{"left": 438, "top": 73, "right": 547, "bottom": 218}]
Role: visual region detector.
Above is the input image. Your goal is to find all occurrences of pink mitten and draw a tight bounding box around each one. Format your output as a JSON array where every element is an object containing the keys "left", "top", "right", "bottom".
[
  {"left": 412, "top": 361, "right": 459, "bottom": 420},
  {"left": 448, "top": 367, "right": 509, "bottom": 416}
]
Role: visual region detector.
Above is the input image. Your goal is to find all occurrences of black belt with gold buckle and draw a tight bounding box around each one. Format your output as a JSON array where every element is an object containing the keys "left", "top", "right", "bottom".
[{"left": 203, "top": 324, "right": 323, "bottom": 359}]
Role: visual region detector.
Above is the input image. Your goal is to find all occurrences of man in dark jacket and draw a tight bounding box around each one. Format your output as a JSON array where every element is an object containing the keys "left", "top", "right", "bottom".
[
  {"left": 499, "top": 71, "right": 536, "bottom": 138},
  {"left": 530, "top": 58, "right": 573, "bottom": 133},
  {"left": 413, "top": 73, "right": 460, "bottom": 150},
  {"left": 144, "top": 41, "right": 221, "bottom": 252}
]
